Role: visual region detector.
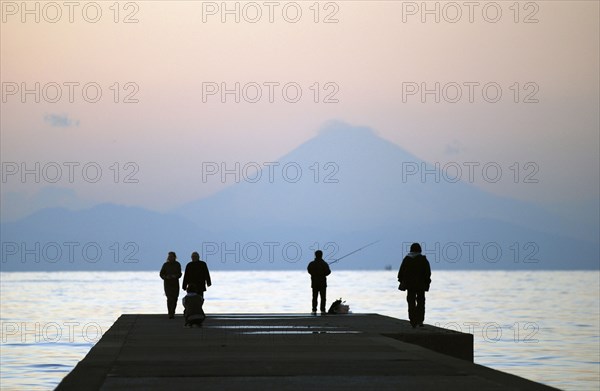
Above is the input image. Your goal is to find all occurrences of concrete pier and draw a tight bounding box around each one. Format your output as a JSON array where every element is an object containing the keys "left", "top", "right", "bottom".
[{"left": 56, "top": 314, "right": 556, "bottom": 390}]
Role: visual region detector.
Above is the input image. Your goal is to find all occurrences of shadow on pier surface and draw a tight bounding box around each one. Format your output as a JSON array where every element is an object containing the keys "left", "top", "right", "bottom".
[{"left": 57, "top": 313, "right": 557, "bottom": 391}]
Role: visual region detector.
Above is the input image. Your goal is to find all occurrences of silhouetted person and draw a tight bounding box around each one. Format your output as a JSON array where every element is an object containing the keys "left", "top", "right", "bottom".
[
  {"left": 182, "top": 283, "right": 206, "bottom": 327},
  {"left": 160, "top": 251, "right": 182, "bottom": 319},
  {"left": 307, "top": 250, "right": 331, "bottom": 314},
  {"left": 398, "top": 243, "right": 431, "bottom": 328},
  {"left": 182, "top": 252, "right": 212, "bottom": 298}
]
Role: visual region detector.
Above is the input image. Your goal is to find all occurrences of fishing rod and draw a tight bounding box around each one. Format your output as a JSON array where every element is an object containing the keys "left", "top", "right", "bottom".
[{"left": 328, "top": 240, "right": 380, "bottom": 265}]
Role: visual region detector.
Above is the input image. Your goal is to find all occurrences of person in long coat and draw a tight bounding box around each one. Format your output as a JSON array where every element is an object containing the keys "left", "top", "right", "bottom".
[{"left": 160, "top": 251, "right": 182, "bottom": 319}]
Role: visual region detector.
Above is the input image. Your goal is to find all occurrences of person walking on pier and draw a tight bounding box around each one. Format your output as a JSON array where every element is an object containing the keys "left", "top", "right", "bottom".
[
  {"left": 160, "top": 251, "right": 182, "bottom": 319},
  {"left": 182, "top": 251, "right": 212, "bottom": 298},
  {"left": 398, "top": 243, "right": 431, "bottom": 328},
  {"left": 307, "top": 250, "right": 331, "bottom": 314}
]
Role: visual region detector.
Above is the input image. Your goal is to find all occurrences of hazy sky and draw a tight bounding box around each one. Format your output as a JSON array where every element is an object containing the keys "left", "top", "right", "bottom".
[{"left": 1, "top": 0, "right": 598, "bottom": 217}]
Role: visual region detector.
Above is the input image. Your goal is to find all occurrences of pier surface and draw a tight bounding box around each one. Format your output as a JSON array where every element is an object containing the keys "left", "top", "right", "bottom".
[{"left": 57, "top": 313, "right": 556, "bottom": 390}]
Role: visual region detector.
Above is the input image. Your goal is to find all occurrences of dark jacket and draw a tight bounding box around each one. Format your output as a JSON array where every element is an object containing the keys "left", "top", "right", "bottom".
[
  {"left": 307, "top": 259, "right": 331, "bottom": 289},
  {"left": 182, "top": 260, "right": 212, "bottom": 292},
  {"left": 398, "top": 253, "right": 431, "bottom": 291},
  {"left": 160, "top": 261, "right": 182, "bottom": 295}
]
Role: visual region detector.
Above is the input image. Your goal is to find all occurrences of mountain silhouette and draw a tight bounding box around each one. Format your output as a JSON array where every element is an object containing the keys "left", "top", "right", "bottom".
[
  {"left": 0, "top": 204, "right": 211, "bottom": 271},
  {"left": 2, "top": 122, "right": 598, "bottom": 270},
  {"left": 173, "top": 121, "right": 597, "bottom": 270},
  {"left": 177, "top": 122, "right": 573, "bottom": 235}
]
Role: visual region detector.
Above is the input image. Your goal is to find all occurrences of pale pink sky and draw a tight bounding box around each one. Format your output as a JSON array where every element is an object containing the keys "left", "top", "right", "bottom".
[{"left": 1, "top": 1, "right": 598, "bottom": 216}]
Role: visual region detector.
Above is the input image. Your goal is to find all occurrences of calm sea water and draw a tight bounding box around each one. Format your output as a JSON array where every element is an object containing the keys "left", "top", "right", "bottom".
[{"left": 0, "top": 270, "right": 598, "bottom": 391}]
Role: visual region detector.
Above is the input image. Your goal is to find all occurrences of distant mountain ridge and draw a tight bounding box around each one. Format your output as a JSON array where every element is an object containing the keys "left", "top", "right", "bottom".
[
  {"left": 2, "top": 122, "right": 598, "bottom": 271},
  {"left": 175, "top": 122, "right": 578, "bottom": 237}
]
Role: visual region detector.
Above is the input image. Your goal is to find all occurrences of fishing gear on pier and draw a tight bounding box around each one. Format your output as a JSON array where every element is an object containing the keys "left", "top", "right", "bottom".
[{"left": 328, "top": 240, "right": 380, "bottom": 265}]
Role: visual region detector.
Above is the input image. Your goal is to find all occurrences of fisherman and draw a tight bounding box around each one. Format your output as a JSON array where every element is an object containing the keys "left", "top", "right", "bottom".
[
  {"left": 307, "top": 250, "right": 331, "bottom": 315},
  {"left": 398, "top": 243, "right": 431, "bottom": 328},
  {"left": 159, "top": 251, "right": 182, "bottom": 319}
]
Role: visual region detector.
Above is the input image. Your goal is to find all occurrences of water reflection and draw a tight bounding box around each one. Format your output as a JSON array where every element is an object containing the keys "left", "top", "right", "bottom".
[{"left": 0, "top": 270, "right": 598, "bottom": 391}]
